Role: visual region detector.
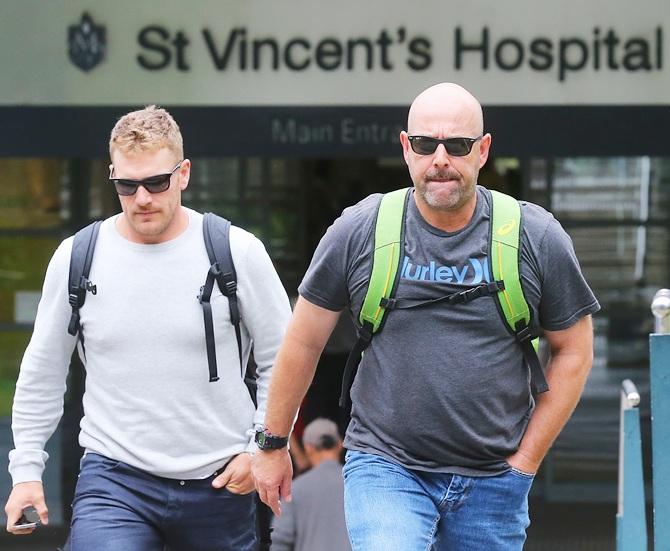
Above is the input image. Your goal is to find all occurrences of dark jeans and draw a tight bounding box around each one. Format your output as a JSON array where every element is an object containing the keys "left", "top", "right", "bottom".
[{"left": 70, "top": 453, "right": 257, "bottom": 551}]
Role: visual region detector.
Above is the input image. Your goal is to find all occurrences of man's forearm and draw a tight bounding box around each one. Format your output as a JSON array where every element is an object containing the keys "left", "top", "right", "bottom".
[
  {"left": 511, "top": 316, "right": 594, "bottom": 471},
  {"left": 263, "top": 333, "right": 322, "bottom": 436},
  {"left": 514, "top": 351, "right": 591, "bottom": 470},
  {"left": 263, "top": 297, "right": 341, "bottom": 436}
]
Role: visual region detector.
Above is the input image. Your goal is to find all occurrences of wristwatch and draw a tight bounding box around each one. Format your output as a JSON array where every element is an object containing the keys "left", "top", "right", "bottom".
[{"left": 254, "top": 427, "right": 289, "bottom": 450}]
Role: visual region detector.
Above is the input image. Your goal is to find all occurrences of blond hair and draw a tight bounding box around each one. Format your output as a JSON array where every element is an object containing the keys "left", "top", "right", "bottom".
[{"left": 109, "top": 105, "right": 183, "bottom": 160}]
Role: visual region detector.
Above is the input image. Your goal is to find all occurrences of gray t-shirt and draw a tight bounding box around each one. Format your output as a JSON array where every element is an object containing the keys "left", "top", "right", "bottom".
[{"left": 299, "top": 186, "right": 600, "bottom": 476}]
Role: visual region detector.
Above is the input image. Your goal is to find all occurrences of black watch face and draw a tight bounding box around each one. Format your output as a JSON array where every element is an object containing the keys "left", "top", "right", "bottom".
[{"left": 255, "top": 430, "right": 286, "bottom": 449}]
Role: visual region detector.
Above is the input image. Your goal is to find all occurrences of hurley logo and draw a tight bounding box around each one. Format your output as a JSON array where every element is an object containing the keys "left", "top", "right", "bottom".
[{"left": 400, "top": 256, "right": 491, "bottom": 284}]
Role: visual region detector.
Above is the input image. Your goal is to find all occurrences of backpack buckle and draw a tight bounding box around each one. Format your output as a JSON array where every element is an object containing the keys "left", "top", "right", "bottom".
[
  {"left": 380, "top": 297, "right": 397, "bottom": 309},
  {"left": 77, "top": 276, "right": 97, "bottom": 295},
  {"left": 68, "top": 292, "right": 79, "bottom": 308},
  {"left": 357, "top": 322, "right": 374, "bottom": 343},
  {"left": 489, "top": 280, "right": 505, "bottom": 292},
  {"left": 223, "top": 277, "right": 237, "bottom": 295},
  {"left": 515, "top": 323, "right": 533, "bottom": 342},
  {"left": 455, "top": 286, "right": 482, "bottom": 304}
]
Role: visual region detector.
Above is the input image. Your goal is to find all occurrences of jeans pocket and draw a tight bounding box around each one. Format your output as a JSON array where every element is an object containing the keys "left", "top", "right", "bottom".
[
  {"left": 219, "top": 485, "right": 255, "bottom": 497},
  {"left": 509, "top": 467, "right": 536, "bottom": 479},
  {"left": 80, "top": 453, "right": 122, "bottom": 473},
  {"left": 342, "top": 450, "right": 366, "bottom": 481}
]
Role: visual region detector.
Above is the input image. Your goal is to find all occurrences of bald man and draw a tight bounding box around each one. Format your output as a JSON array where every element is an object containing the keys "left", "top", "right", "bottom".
[{"left": 252, "top": 83, "right": 599, "bottom": 550}]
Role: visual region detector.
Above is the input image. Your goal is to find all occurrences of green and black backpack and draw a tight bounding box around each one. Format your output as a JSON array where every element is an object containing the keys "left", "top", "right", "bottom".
[{"left": 339, "top": 187, "right": 549, "bottom": 409}]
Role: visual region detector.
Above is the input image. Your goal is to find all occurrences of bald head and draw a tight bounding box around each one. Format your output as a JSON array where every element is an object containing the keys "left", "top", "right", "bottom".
[
  {"left": 407, "top": 83, "right": 484, "bottom": 137},
  {"left": 399, "top": 83, "right": 492, "bottom": 222}
]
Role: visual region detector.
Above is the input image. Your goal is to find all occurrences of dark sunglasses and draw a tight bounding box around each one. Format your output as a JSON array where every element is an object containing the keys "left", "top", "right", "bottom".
[
  {"left": 407, "top": 135, "right": 483, "bottom": 156},
  {"left": 109, "top": 161, "right": 183, "bottom": 196}
]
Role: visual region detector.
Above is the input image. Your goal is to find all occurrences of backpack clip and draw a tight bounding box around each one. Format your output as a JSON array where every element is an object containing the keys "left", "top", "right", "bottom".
[
  {"left": 209, "top": 262, "right": 237, "bottom": 296},
  {"left": 357, "top": 322, "right": 374, "bottom": 344},
  {"left": 453, "top": 285, "right": 484, "bottom": 304},
  {"left": 222, "top": 276, "right": 237, "bottom": 296},
  {"left": 380, "top": 297, "right": 397, "bottom": 310},
  {"left": 82, "top": 277, "right": 97, "bottom": 295},
  {"left": 488, "top": 280, "right": 504, "bottom": 292},
  {"left": 514, "top": 323, "right": 533, "bottom": 343}
]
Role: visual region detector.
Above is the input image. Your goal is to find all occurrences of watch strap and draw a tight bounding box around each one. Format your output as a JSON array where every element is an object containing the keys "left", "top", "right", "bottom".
[{"left": 255, "top": 427, "right": 289, "bottom": 450}]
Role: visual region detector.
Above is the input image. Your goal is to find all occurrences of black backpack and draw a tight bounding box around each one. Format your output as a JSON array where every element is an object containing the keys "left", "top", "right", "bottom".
[{"left": 66, "top": 213, "right": 256, "bottom": 403}]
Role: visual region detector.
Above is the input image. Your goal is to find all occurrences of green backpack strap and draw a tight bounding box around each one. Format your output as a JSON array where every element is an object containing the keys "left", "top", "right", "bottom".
[
  {"left": 489, "top": 189, "right": 548, "bottom": 394},
  {"left": 339, "top": 188, "right": 410, "bottom": 408},
  {"left": 359, "top": 188, "right": 410, "bottom": 332}
]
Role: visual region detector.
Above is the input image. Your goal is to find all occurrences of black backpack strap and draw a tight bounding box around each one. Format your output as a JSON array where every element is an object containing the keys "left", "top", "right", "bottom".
[
  {"left": 514, "top": 322, "right": 549, "bottom": 395},
  {"left": 67, "top": 221, "right": 102, "bottom": 355},
  {"left": 255, "top": 495, "right": 274, "bottom": 550},
  {"left": 339, "top": 321, "right": 374, "bottom": 409},
  {"left": 200, "top": 214, "right": 252, "bottom": 398},
  {"left": 380, "top": 281, "right": 505, "bottom": 311}
]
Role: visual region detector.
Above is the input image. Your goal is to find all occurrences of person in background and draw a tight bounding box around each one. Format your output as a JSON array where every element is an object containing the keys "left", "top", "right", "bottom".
[{"left": 271, "top": 418, "right": 351, "bottom": 551}]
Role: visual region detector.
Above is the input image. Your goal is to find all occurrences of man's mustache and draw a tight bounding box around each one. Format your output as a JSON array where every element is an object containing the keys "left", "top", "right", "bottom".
[{"left": 425, "top": 169, "right": 461, "bottom": 181}]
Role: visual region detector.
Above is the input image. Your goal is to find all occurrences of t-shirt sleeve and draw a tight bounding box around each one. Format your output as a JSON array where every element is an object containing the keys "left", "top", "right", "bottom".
[
  {"left": 299, "top": 196, "right": 377, "bottom": 312},
  {"left": 536, "top": 216, "right": 600, "bottom": 331}
]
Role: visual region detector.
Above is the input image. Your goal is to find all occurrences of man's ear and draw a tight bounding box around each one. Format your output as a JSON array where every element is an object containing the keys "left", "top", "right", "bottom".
[
  {"left": 178, "top": 159, "right": 191, "bottom": 191},
  {"left": 478, "top": 133, "right": 492, "bottom": 168},
  {"left": 400, "top": 131, "right": 411, "bottom": 166}
]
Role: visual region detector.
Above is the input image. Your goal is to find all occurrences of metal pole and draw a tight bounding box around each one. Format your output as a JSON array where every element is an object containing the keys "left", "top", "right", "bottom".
[
  {"left": 650, "top": 290, "right": 670, "bottom": 549},
  {"left": 651, "top": 288, "right": 670, "bottom": 334},
  {"left": 616, "top": 379, "right": 647, "bottom": 551}
]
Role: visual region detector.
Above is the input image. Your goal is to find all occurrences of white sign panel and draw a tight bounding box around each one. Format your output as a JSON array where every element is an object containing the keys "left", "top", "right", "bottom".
[
  {"left": 1, "top": 0, "right": 668, "bottom": 105},
  {"left": 14, "top": 291, "right": 40, "bottom": 324}
]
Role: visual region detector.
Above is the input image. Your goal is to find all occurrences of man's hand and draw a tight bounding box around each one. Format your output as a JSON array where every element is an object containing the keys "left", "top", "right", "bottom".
[
  {"left": 212, "top": 453, "right": 255, "bottom": 495},
  {"left": 251, "top": 449, "right": 293, "bottom": 517},
  {"left": 507, "top": 315, "right": 594, "bottom": 479},
  {"left": 5, "top": 481, "right": 49, "bottom": 534}
]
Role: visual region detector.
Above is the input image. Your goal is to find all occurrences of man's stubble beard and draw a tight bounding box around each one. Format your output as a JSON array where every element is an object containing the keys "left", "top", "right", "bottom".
[{"left": 418, "top": 176, "right": 476, "bottom": 213}]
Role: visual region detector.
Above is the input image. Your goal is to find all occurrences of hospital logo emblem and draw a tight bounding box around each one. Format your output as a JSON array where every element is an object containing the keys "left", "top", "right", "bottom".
[{"left": 68, "top": 12, "right": 106, "bottom": 72}]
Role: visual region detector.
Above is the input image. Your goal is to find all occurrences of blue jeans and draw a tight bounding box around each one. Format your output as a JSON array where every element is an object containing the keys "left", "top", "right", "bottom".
[
  {"left": 342, "top": 450, "right": 533, "bottom": 551},
  {"left": 70, "top": 453, "right": 257, "bottom": 551}
]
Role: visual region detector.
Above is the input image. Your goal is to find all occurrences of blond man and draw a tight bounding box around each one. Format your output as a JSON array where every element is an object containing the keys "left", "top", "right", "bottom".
[{"left": 5, "top": 106, "right": 291, "bottom": 550}]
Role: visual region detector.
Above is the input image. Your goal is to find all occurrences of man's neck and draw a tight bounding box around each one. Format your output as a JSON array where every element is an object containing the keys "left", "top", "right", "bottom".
[{"left": 413, "top": 192, "right": 477, "bottom": 233}]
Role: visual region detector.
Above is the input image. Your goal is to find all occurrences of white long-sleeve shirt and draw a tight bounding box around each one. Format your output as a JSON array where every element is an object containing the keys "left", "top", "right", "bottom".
[{"left": 9, "top": 207, "right": 291, "bottom": 483}]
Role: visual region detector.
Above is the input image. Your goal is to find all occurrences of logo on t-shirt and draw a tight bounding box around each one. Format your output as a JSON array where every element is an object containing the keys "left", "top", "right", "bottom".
[{"left": 400, "top": 256, "right": 490, "bottom": 284}]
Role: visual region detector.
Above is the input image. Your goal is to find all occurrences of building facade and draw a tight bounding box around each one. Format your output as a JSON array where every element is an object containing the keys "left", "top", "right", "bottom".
[{"left": 2, "top": 0, "right": 669, "bottom": 518}]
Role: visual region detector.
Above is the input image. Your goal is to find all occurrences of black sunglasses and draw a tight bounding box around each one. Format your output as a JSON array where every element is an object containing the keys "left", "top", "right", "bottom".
[
  {"left": 109, "top": 161, "right": 183, "bottom": 196},
  {"left": 407, "top": 135, "right": 483, "bottom": 156}
]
